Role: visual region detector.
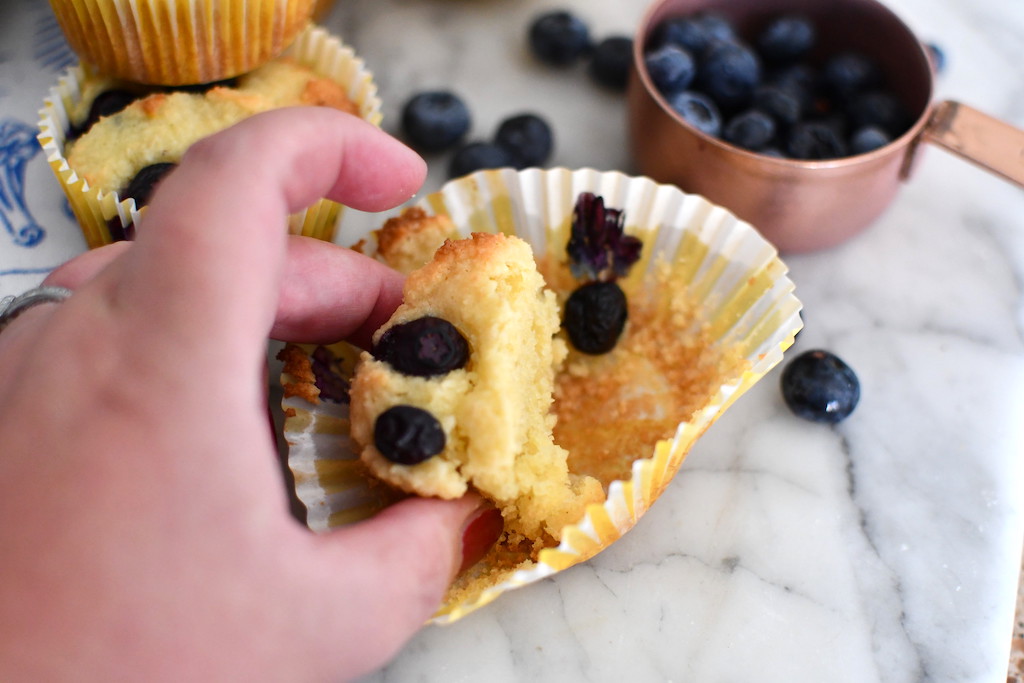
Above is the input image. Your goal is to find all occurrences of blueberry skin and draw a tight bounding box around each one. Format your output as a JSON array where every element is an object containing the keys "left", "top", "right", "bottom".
[
  {"left": 123, "top": 162, "right": 177, "bottom": 208},
  {"left": 786, "top": 120, "right": 848, "bottom": 159},
  {"left": 692, "top": 11, "right": 737, "bottom": 44},
  {"left": 846, "top": 90, "right": 911, "bottom": 137},
  {"left": 821, "top": 51, "right": 882, "bottom": 100},
  {"left": 528, "top": 10, "right": 591, "bottom": 66},
  {"left": 401, "top": 91, "right": 471, "bottom": 152},
  {"left": 644, "top": 44, "right": 696, "bottom": 95},
  {"left": 698, "top": 39, "right": 762, "bottom": 110},
  {"left": 494, "top": 113, "right": 553, "bottom": 169},
  {"left": 374, "top": 405, "right": 446, "bottom": 465},
  {"left": 69, "top": 89, "right": 139, "bottom": 139},
  {"left": 723, "top": 109, "right": 776, "bottom": 151},
  {"left": 448, "top": 141, "right": 513, "bottom": 179},
  {"left": 752, "top": 84, "right": 802, "bottom": 126},
  {"left": 563, "top": 281, "right": 628, "bottom": 355},
  {"left": 588, "top": 36, "right": 634, "bottom": 91},
  {"left": 666, "top": 89, "right": 722, "bottom": 137},
  {"left": 781, "top": 349, "right": 860, "bottom": 423},
  {"left": 756, "top": 14, "right": 816, "bottom": 64},
  {"left": 373, "top": 316, "right": 470, "bottom": 377},
  {"left": 849, "top": 125, "right": 891, "bottom": 154},
  {"left": 649, "top": 16, "right": 713, "bottom": 55},
  {"left": 925, "top": 42, "right": 947, "bottom": 74}
]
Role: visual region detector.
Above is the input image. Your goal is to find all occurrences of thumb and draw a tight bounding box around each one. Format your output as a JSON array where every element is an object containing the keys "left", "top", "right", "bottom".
[{"left": 307, "top": 495, "right": 501, "bottom": 675}]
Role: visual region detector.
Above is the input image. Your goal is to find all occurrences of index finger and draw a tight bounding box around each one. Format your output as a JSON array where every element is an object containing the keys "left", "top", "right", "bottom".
[{"left": 109, "top": 108, "right": 425, "bottom": 351}]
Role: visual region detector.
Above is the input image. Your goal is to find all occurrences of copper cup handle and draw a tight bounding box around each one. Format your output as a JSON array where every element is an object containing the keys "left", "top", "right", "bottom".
[{"left": 919, "top": 100, "right": 1024, "bottom": 187}]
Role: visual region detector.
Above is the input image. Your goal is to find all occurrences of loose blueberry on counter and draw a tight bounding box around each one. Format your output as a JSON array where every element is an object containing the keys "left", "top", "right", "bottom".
[
  {"left": 123, "top": 162, "right": 178, "bottom": 208},
  {"left": 448, "top": 141, "right": 513, "bottom": 179},
  {"left": 697, "top": 39, "right": 761, "bottom": 111},
  {"left": 374, "top": 405, "right": 446, "bottom": 465},
  {"left": 723, "top": 109, "right": 776, "bottom": 151},
  {"left": 494, "top": 113, "right": 553, "bottom": 169},
  {"left": 563, "top": 281, "right": 628, "bottom": 355},
  {"left": 528, "top": 10, "right": 592, "bottom": 67},
  {"left": 401, "top": 90, "right": 471, "bottom": 152},
  {"left": 588, "top": 35, "right": 634, "bottom": 91},
  {"left": 373, "top": 316, "right": 470, "bottom": 378},
  {"left": 755, "top": 13, "right": 815, "bottom": 64},
  {"left": 780, "top": 349, "right": 860, "bottom": 424},
  {"left": 667, "top": 90, "right": 722, "bottom": 137},
  {"left": 644, "top": 44, "right": 697, "bottom": 95},
  {"left": 849, "top": 125, "right": 891, "bottom": 154},
  {"left": 786, "top": 120, "right": 848, "bottom": 159}
]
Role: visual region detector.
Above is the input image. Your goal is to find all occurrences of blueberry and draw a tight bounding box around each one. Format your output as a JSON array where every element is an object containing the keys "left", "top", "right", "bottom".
[
  {"left": 756, "top": 14, "right": 816, "bottom": 64},
  {"left": 563, "top": 281, "right": 628, "bottom": 355},
  {"left": 692, "top": 11, "right": 737, "bottom": 44},
  {"left": 786, "top": 120, "right": 848, "bottom": 159},
  {"left": 697, "top": 39, "right": 761, "bottom": 110},
  {"left": 649, "top": 16, "right": 713, "bottom": 55},
  {"left": 849, "top": 125, "right": 891, "bottom": 154},
  {"left": 666, "top": 90, "right": 722, "bottom": 137},
  {"left": 752, "top": 84, "right": 802, "bottom": 126},
  {"left": 374, "top": 405, "right": 446, "bottom": 465},
  {"left": 925, "top": 42, "right": 946, "bottom": 75},
  {"left": 723, "top": 109, "right": 776, "bottom": 151},
  {"left": 644, "top": 44, "right": 696, "bottom": 95},
  {"left": 401, "top": 91, "right": 471, "bottom": 152},
  {"left": 71, "top": 89, "right": 139, "bottom": 138},
  {"left": 846, "top": 90, "right": 910, "bottom": 137},
  {"left": 768, "top": 62, "right": 818, "bottom": 111},
  {"left": 821, "top": 51, "right": 882, "bottom": 100},
  {"left": 780, "top": 349, "right": 860, "bottom": 423},
  {"left": 528, "top": 10, "right": 591, "bottom": 66},
  {"left": 448, "top": 141, "right": 513, "bottom": 178},
  {"left": 373, "top": 316, "right": 470, "bottom": 377},
  {"left": 588, "top": 36, "right": 634, "bottom": 90},
  {"left": 122, "top": 162, "right": 177, "bottom": 207},
  {"left": 494, "top": 113, "right": 553, "bottom": 169}
]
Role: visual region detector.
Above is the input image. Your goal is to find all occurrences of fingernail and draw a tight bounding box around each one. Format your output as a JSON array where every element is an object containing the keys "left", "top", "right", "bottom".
[{"left": 459, "top": 503, "right": 503, "bottom": 575}]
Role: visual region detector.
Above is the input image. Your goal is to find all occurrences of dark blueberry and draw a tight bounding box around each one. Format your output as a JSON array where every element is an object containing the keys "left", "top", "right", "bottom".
[
  {"left": 723, "top": 109, "right": 776, "bottom": 151},
  {"left": 692, "top": 11, "right": 737, "bottom": 44},
  {"left": 849, "top": 125, "right": 891, "bottom": 154},
  {"left": 925, "top": 42, "right": 946, "bottom": 75},
  {"left": 494, "top": 113, "right": 553, "bottom": 169},
  {"left": 122, "top": 162, "right": 177, "bottom": 207},
  {"left": 373, "top": 316, "right": 470, "bottom": 378},
  {"left": 756, "top": 14, "right": 816, "bottom": 64},
  {"left": 374, "top": 405, "right": 446, "bottom": 465},
  {"left": 563, "top": 281, "right": 628, "bottom": 355},
  {"left": 401, "top": 91, "right": 471, "bottom": 152},
  {"left": 71, "top": 89, "right": 139, "bottom": 138},
  {"left": 697, "top": 39, "right": 761, "bottom": 110},
  {"left": 311, "top": 345, "right": 350, "bottom": 403},
  {"left": 768, "top": 62, "right": 818, "bottom": 112},
  {"left": 588, "top": 36, "right": 634, "bottom": 90},
  {"left": 846, "top": 90, "right": 911, "bottom": 137},
  {"left": 448, "top": 141, "right": 513, "bottom": 178},
  {"left": 528, "top": 10, "right": 591, "bottom": 67},
  {"left": 786, "top": 121, "right": 848, "bottom": 159},
  {"left": 780, "top": 349, "right": 860, "bottom": 423},
  {"left": 105, "top": 216, "right": 129, "bottom": 243},
  {"left": 759, "top": 146, "right": 786, "bottom": 158},
  {"left": 821, "top": 51, "right": 882, "bottom": 100},
  {"left": 649, "top": 16, "right": 713, "bottom": 55},
  {"left": 644, "top": 44, "right": 696, "bottom": 95},
  {"left": 666, "top": 90, "right": 722, "bottom": 137},
  {"left": 567, "top": 192, "right": 642, "bottom": 281},
  {"left": 752, "top": 84, "right": 802, "bottom": 126}
]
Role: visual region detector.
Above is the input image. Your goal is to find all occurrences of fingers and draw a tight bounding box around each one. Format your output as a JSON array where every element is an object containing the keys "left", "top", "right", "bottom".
[
  {"left": 270, "top": 237, "right": 404, "bottom": 347},
  {"left": 311, "top": 496, "right": 485, "bottom": 671},
  {"left": 43, "top": 241, "right": 131, "bottom": 290},
  {"left": 110, "top": 108, "right": 425, "bottom": 355}
]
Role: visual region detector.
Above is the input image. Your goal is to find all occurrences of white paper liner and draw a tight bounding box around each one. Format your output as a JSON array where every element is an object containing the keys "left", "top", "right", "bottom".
[
  {"left": 281, "top": 167, "right": 804, "bottom": 623},
  {"left": 36, "top": 24, "right": 382, "bottom": 248}
]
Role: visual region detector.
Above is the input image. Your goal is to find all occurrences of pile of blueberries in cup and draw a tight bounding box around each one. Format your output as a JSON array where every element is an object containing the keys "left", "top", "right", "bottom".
[{"left": 643, "top": 11, "right": 916, "bottom": 159}]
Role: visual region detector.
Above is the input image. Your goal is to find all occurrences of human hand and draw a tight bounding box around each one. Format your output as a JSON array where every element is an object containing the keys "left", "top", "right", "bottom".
[{"left": 0, "top": 108, "right": 493, "bottom": 681}]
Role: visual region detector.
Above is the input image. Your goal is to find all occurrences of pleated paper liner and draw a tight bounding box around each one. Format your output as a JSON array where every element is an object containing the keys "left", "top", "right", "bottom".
[
  {"left": 37, "top": 24, "right": 382, "bottom": 249},
  {"left": 47, "top": 0, "right": 316, "bottom": 86},
  {"left": 280, "top": 167, "right": 803, "bottom": 624}
]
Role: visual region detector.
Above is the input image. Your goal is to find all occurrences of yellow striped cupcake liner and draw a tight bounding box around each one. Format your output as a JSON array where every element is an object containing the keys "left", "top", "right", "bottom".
[
  {"left": 37, "top": 24, "right": 382, "bottom": 249},
  {"left": 281, "top": 167, "right": 803, "bottom": 624}
]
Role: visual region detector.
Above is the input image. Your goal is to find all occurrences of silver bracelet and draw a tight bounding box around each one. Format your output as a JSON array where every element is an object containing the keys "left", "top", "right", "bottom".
[{"left": 0, "top": 286, "right": 74, "bottom": 333}]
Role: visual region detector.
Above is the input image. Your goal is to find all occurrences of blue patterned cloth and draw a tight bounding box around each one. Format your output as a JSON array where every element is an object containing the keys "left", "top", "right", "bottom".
[{"left": 0, "top": 1, "right": 88, "bottom": 299}]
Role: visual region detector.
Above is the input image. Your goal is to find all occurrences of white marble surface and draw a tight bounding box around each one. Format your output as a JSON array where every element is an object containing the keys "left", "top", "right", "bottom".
[{"left": 1, "top": 0, "right": 1023, "bottom": 681}]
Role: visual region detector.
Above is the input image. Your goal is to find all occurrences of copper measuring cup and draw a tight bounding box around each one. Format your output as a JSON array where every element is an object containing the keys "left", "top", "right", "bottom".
[{"left": 627, "top": 0, "right": 1024, "bottom": 253}]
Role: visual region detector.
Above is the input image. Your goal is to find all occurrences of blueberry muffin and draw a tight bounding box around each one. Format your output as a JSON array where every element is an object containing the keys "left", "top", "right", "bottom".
[{"left": 348, "top": 232, "right": 605, "bottom": 544}]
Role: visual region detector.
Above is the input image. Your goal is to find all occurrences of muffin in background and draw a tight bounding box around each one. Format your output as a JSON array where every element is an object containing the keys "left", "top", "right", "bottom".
[{"left": 47, "top": 0, "right": 316, "bottom": 86}]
